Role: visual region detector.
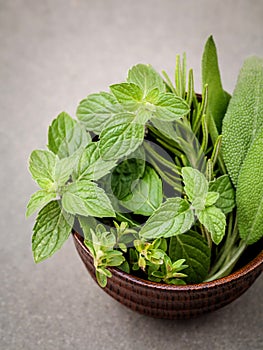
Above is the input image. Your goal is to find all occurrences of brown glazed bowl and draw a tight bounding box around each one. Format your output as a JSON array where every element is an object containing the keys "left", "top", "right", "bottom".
[{"left": 73, "top": 231, "right": 263, "bottom": 319}]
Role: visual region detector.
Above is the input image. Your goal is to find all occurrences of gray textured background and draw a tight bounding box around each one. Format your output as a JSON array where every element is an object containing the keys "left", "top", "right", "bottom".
[{"left": 1, "top": 1, "right": 263, "bottom": 349}]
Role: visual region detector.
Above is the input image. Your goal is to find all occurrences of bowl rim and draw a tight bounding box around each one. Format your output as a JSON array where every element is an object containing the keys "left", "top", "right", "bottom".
[{"left": 73, "top": 231, "right": 263, "bottom": 291}]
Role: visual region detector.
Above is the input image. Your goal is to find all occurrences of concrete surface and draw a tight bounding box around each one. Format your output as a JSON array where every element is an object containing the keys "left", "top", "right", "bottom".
[{"left": 1, "top": 0, "right": 263, "bottom": 349}]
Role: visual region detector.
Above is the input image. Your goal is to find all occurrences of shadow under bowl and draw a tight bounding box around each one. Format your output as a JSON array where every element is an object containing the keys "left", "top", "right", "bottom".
[{"left": 73, "top": 231, "right": 263, "bottom": 319}]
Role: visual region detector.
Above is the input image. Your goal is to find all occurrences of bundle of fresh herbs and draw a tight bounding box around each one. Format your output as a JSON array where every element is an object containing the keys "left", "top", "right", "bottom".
[{"left": 27, "top": 36, "right": 263, "bottom": 287}]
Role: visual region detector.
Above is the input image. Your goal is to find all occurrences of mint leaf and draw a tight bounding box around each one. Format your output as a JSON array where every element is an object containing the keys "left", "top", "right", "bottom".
[
  {"left": 48, "top": 112, "right": 90, "bottom": 158},
  {"left": 169, "top": 231, "right": 211, "bottom": 283},
  {"left": 99, "top": 113, "right": 145, "bottom": 160},
  {"left": 110, "top": 83, "right": 143, "bottom": 103},
  {"left": 26, "top": 190, "right": 56, "bottom": 217},
  {"left": 127, "top": 64, "right": 165, "bottom": 97},
  {"left": 209, "top": 175, "right": 235, "bottom": 214},
  {"left": 197, "top": 206, "right": 226, "bottom": 245},
  {"left": 121, "top": 166, "right": 163, "bottom": 216},
  {"left": 182, "top": 167, "right": 208, "bottom": 209},
  {"left": 76, "top": 92, "right": 121, "bottom": 134},
  {"left": 202, "top": 35, "right": 230, "bottom": 133},
  {"left": 139, "top": 198, "right": 194, "bottom": 240},
  {"left": 54, "top": 153, "right": 80, "bottom": 186},
  {"left": 153, "top": 93, "right": 190, "bottom": 121},
  {"left": 76, "top": 143, "right": 116, "bottom": 181},
  {"left": 29, "top": 150, "right": 56, "bottom": 190},
  {"left": 222, "top": 57, "right": 263, "bottom": 186},
  {"left": 237, "top": 127, "right": 263, "bottom": 245},
  {"left": 62, "top": 180, "right": 115, "bottom": 218},
  {"left": 32, "top": 200, "right": 74, "bottom": 263},
  {"left": 205, "top": 192, "right": 219, "bottom": 207}
]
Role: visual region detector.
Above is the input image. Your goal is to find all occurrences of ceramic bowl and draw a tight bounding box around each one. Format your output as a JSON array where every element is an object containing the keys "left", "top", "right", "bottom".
[{"left": 73, "top": 231, "right": 263, "bottom": 319}]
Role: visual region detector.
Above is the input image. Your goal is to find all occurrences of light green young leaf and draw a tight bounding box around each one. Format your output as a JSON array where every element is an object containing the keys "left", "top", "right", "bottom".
[
  {"left": 202, "top": 35, "right": 230, "bottom": 133},
  {"left": 99, "top": 113, "right": 145, "bottom": 160},
  {"left": 48, "top": 112, "right": 90, "bottom": 158},
  {"left": 121, "top": 166, "right": 163, "bottom": 216},
  {"left": 197, "top": 206, "right": 226, "bottom": 245},
  {"left": 32, "top": 200, "right": 74, "bottom": 263},
  {"left": 26, "top": 190, "right": 56, "bottom": 217},
  {"left": 222, "top": 56, "right": 263, "bottom": 186},
  {"left": 62, "top": 180, "right": 115, "bottom": 218},
  {"left": 29, "top": 150, "right": 56, "bottom": 190},
  {"left": 78, "top": 215, "right": 98, "bottom": 241},
  {"left": 237, "top": 127, "right": 263, "bottom": 245},
  {"left": 139, "top": 198, "right": 194, "bottom": 240},
  {"left": 205, "top": 192, "right": 219, "bottom": 207},
  {"left": 153, "top": 93, "right": 190, "bottom": 121},
  {"left": 76, "top": 143, "right": 116, "bottom": 181},
  {"left": 110, "top": 83, "right": 143, "bottom": 103},
  {"left": 169, "top": 231, "right": 211, "bottom": 283},
  {"left": 127, "top": 64, "right": 165, "bottom": 97},
  {"left": 181, "top": 167, "right": 208, "bottom": 209},
  {"left": 54, "top": 153, "right": 80, "bottom": 186},
  {"left": 209, "top": 175, "right": 235, "bottom": 214},
  {"left": 76, "top": 92, "right": 121, "bottom": 134}
]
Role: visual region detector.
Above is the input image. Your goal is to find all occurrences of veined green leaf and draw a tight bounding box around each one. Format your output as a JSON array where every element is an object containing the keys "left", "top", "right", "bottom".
[
  {"left": 153, "top": 93, "right": 190, "bottom": 121},
  {"left": 26, "top": 190, "right": 56, "bottom": 217},
  {"left": 110, "top": 83, "right": 143, "bottom": 103},
  {"left": 182, "top": 167, "right": 208, "bottom": 209},
  {"left": 54, "top": 152, "right": 80, "bottom": 186},
  {"left": 197, "top": 206, "right": 226, "bottom": 245},
  {"left": 29, "top": 150, "right": 56, "bottom": 190},
  {"left": 209, "top": 175, "right": 235, "bottom": 214},
  {"left": 202, "top": 36, "right": 230, "bottom": 133},
  {"left": 205, "top": 192, "right": 219, "bottom": 207},
  {"left": 169, "top": 231, "right": 211, "bottom": 283},
  {"left": 237, "top": 127, "right": 263, "bottom": 245},
  {"left": 127, "top": 64, "right": 165, "bottom": 97},
  {"left": 48, "top": 112, "right": 90, "bottom": 158},
  {"left": 76, "top": 143, "right": 116, "bottom": 181},
  {"left": 99, "top": 113, "right": 145, "bottom": 160},
  {"left": 121, "top": 166, "right": 163, "bottom": 216},
  {"left": 76, "top": 92, "right": 121, "bottom": 134},
  {"left": 62, "top": 180, "right": 115, "bottom": 218},
  {"left": 222, "top": 56, "right": 263, "bottom": 186},
  {"left": 139, "top": 198, "right": 194, "bottom": 240},
  {"left": 78, "top": 215, "right": 98, "bottom": 241},
  {"left": 32, "top": 200, "right": 74, "bottom": 263}
]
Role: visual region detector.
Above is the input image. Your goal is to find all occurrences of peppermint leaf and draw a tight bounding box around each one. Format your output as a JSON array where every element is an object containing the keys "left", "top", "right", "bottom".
[
  {"left": 139, "top": 198, "right": 194, "bottom": 240},
  {"left": 209, "top": 175, "right": 235, "bottom": 214},
  {"left": 197, "top": 206, "right": 226, "bottom": 245},
  {"left": 99, "top": 113, "right": 145, "bottom": 160},
  {"left": 169, "top": 231, "right": 211, "bottom": 283},
  {"left": 54, "top": 153, "right": 80, "bottom": 186},
  {"left": 205, "top": 192, "right": 219, "bottom": 207},
  {"left": 29, "top": 150, "right": 56, "bottom": 190},
  {"left": 182, "top": 167, "right": 208, "bottom": 209},
  {"left": 48, "top": 112, "right": 90, "bottom": 158},
  {"left": 121, "top": 166, "right": 163, "bottom": 216},
  {"left": 127, "top": 64, "right": 165, "bottom": 97},
  {"left": 76, "top": 92, "right": 121, "bottom": 134},
  {"left": 62, "top": 180, "right": 115, "bottom": 218},
  {"left": 32, "top": 200, "right": 74, "bottom": 263},
  {"left": 26, "top": 190, "right": 56, "bottom": 217},
  {"left": 110, "top": 83, "right": 143, "bottom": 103},
  {"left": 76, "top": 143, "right": 116, "bottom": 181},
  {"left": 153, "top": 93, "right": 190, "bottom": 121}
]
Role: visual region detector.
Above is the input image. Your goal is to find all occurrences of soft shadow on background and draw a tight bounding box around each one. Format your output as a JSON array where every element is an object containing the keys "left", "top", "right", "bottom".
[{"left": 1, "top": 1, "right": 262, "bottom": 349}]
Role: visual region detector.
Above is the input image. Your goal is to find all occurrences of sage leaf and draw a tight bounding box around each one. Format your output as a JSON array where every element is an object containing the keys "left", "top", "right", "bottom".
[
  {"left": 182, "top": 167, "right": 208, "bottom": 209},
  {"left": 139, "top": 198, "right": 194, "bottom": 240},
  {"left": 121, "top": 166, "right": 163, "bottom": 216},
  {"left": 209, "top": 175, "right": 235, "bottom": 214},
  {"left": 76, "top": 92, "right": 121, "bottom": 134},
  {"left": 76, "top": 143, "right": 116, "bottom": 181},
  {"left": 99, "top": 113, "right": 145, "bottom": 160},
  {"left": 222, "top": 56, "right": 263, "bottom": 186},
  {"left": 153, "top": 93, "right": 190, "bottom": 121},
  {"left": 237, "top": 127, "right": 263, "bottom": 245},
  {"left": 29, "top": 150, "right": 56, "bottom": 190},
  {"left": 197, "top": 206, "right": 226, "bottom": 245},
  {"left": 62, "top": 180, "right": 115, "bottom": 218},
  {"left": 127, "top": 64, "right": 165, "bottom": 97},
  {"left": 110, "top": 83, "right": 143, "bottom": 103},
  {"left": 48, "top": 112, "right": 90, "bottom": 158},
  {"left": 169, "top": 231, "right": 211, "bottom": 283},
  {"left": 26, "top": 190, "right": 56, "bottom": 217},
  {"left": 32, "top": 200, "right": 74, "bottom": 263},
  {"left": 202, "top": 35, "right": 230, "bottom": 133}
]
